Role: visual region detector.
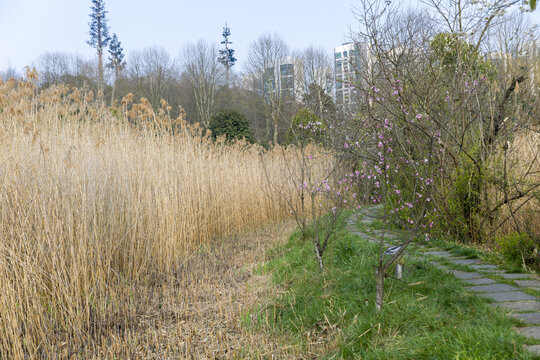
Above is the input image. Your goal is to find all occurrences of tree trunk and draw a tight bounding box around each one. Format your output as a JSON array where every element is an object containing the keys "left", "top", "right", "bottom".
[
  {"left": 315, "top": 243, "right": 324, "bottom": 271},
  {"left": 98, "top": 50, "right": 103, "bottom": 93},
  {"left": 375, "top": 267, "right": 384, "bottom": 312},
  {"left": 265, "top": 113, "right": 271, "bottom": 146},
  {"left": 273, "top": 111, "right": 279, "bottom": 145},
  {"left": 111, "top": 66, "right": 118, "bottom": 105}
]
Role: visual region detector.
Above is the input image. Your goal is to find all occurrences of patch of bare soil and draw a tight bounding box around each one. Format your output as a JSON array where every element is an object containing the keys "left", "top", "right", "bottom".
[{"left": 85, "top": 221, "right": 321, "bottom": 359}]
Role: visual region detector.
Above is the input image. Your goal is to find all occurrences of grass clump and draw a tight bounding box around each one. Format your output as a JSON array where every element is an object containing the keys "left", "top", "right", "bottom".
[
  {"left": 495, "top": 232, "right": 538, "bottom": 269},
  {"left": 256, "top": 213, "right": 534, "bottom": 359}
]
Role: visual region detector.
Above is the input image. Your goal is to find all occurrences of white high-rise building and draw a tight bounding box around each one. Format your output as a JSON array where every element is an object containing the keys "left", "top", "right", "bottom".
[
  {"left": 276, "top": 57, "right": 304, "bottom": 101},
  {"left": 244, "top": 57, "right": 304, "bottom": 102},
  {"left": 334, "top": 42, "right": 371, "bottom": 105}
]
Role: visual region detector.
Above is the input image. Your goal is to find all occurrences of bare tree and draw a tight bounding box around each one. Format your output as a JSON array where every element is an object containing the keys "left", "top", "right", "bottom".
[
  {"left": 302, "top": 47, "right": 332, "bottom": 92},
  {"left": 487, "top": 12, "right": 538, "bottom": 83},
  {"left": 246, "top": 33, "right": 291, "bottom": 145},
  {"left": 0, "top": 64, "right": 20, "bottom": 81},
  {"left": 34, "top": 52, "right": 100, "bottom": 90},
  {"left": 300, "top": 46, "right": 335, "bottom": 118},
  {"left": 419, "top": 0, "right": 524, "bottom": 51},
  {"left": 180, "top": 40, "right": 225, "bottom": 127},
  {"left": 128, "top": 46, "right": 176, "bottom": 110},
  {"left": 35, "top": 52, "right": 75, "bottom": 87}
]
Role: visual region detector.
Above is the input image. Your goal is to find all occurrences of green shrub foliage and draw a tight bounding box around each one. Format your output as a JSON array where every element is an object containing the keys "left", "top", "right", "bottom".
[
  {"left": 208, "top": 110, "right": 254, "bottom": 143},
  {"left": 287, "top": 107, "right": 326, "bottom": 145},
  {"left": 444, "top": 154, "right": 484, "bottom": 242},
  {"left": 496, "top": 232, "right": 538, "bottom": 267}
]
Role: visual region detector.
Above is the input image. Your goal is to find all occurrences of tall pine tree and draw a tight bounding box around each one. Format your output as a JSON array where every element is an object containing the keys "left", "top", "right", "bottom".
[
  {"left": 87, "top": 0, "right": 111, "bottom": 92},
  {"left": 107, "top": 33, "right": 125, "bottom": 104},
  {"left": 218, "top": 24, "right": 237, "bottom": 86}
]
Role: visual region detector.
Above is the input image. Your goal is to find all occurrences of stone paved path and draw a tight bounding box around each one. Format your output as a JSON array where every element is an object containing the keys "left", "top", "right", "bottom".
[{"left": 347, "top": 207, "right": 540, "bottom": 357}]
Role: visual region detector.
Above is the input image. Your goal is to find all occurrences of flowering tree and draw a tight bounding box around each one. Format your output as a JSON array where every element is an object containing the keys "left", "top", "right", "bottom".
[
  {"left": 339, "top": 0, "right": 540, "bottom": 310},
  {"left": 261, "top": 106, "right": 360, "bottom": 270}
]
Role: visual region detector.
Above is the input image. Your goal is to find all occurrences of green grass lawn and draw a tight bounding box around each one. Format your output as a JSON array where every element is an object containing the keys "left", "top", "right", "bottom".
[{"left": 251, "top": 213, "right": 536, "bottom": 359}]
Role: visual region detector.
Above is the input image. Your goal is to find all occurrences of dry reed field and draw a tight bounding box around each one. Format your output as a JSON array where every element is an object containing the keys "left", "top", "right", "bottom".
[
  {"left": 0, "top": 73, "right": 329, "bottom": 358},
  {"left": 487, "top": 130, "right": 540, "bottom": 239}
]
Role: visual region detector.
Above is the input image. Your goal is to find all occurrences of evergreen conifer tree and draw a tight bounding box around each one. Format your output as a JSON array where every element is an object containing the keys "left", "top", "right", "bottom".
[
  {"left": 218, "top": 24, "right": 237, "bottom": 85},
  {"left": 87, "top": 0, "right": 111, "bottom": 92},
  {"left": 107, "top": 33, "right": 125, "bottom": 104}
]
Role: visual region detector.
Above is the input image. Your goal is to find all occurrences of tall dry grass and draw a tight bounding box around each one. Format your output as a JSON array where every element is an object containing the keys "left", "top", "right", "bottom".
[
  {"left": 489, "top": 130, "right": 540, "bottom": 239},
  {"left": 0, "top": 73, "right": 327, "bottom": 358}
]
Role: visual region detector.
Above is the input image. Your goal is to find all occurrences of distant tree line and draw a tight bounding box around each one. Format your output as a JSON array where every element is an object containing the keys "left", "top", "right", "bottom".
[
  {"left": 2, "top": 0, "right": 536, "bottom": 150},
  {"left": 19, "top": 43, "right": 335, "bottom": 147}
]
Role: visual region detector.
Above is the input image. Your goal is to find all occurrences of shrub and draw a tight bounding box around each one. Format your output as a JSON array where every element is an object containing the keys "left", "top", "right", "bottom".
[
  {"left": 287, "top": 107, "right": 326, "bottom": 145},
  {"left": 495, "top": 232, "right": 538, "bottom": 267},
  {"left": 442, "top": 154, "right": 484, "bottom": 242},
  {"left": 208, "top": 110, "right": 254, "bottom": 143}
]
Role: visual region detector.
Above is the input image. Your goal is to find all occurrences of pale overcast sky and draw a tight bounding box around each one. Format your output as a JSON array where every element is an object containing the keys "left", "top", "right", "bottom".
[{"left": 0, "top": 0, "right": 538, "bottom": 73}]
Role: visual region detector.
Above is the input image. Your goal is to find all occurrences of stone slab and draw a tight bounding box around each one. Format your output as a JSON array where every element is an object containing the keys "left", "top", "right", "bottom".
[
  {"left": 372, "top": 232, "right": 399, "bottom": 239},
  {"left": 465, "top": 283, "right": 518, "bottom": 293},
  {"left": 492, "top": 301, "right": 540, "bottom": 312},
  {"left": 524, "top": 345, "right": 540, "bottom": 355},
  {"left": 423, "top": 251, "right": 453, "bottom": 258},
  {"left": 512, "top": 312, "right": 540, "bottom": 324},
  {"left": 515, "top": 280, "right": 540, "bottom": 288},
  {"left": 448, "top": 259, "right": 482, "bottom": 265},
  {"left": 463, "top": 278, "right": 497, "bottom": 285},
  {"left": 481, "top": 269, "right": 506, "bottom": 274},
  {"left": 478, "top": 291, "right": 537, "bottom": 302},
  {"left": 450, "top": 270, "right": 484, "bottom": 280},
  {"left": 469, "top": 264, "right": 500, "bottom": 270},
  {"left": 516, "top": 326, "right": 540, "bottom": 340},
  {"left": 499, "top": 273, "right": 536, "bottom": 280}
]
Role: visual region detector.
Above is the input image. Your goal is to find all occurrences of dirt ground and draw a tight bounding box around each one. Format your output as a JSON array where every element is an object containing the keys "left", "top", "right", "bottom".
[{"left": 88, "top": 220, "right": 323, "bottom": 359}]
